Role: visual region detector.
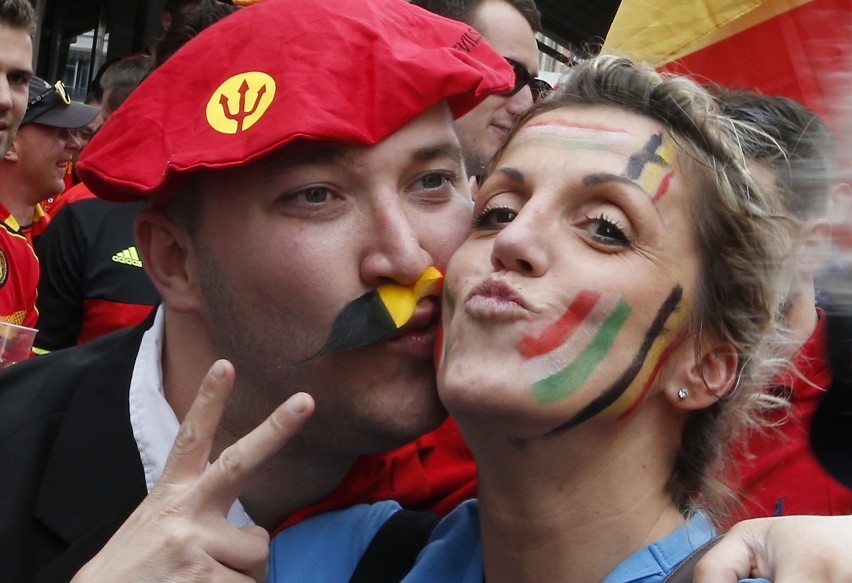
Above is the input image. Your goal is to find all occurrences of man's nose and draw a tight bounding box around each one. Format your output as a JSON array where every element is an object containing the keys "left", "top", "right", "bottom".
[{"left": 359, "top": 198, "right": 432, "bottom": 287}]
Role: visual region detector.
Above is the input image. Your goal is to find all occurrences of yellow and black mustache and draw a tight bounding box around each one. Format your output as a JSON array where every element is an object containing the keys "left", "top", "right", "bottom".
[{"left": 298, "top": 267, "right": 444, "bottom": 363}]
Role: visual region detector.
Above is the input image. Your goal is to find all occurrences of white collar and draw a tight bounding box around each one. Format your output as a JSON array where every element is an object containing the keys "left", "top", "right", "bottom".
[{"left": 128, "top": 306, "right": 254, "bottom": 527}]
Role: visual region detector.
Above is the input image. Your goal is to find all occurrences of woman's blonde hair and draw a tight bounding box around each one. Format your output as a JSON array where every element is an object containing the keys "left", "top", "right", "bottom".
[{"left": 492, "top": 55, "right": 793, "bottom": 519}]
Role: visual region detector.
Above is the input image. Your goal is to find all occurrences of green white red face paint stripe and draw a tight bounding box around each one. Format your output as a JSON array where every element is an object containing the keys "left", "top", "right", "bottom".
[
  {"left": 546, "top": 286, "right": 687, "bottom": 434},
  {"left": 523, "top": 290, "right": 632, "bottom": 404},
  {"left": 509, "top": 120, "right": 678, "bottom": 203},
  {"left": 509, "top": 120, "right": 631, "bottom": 152}
]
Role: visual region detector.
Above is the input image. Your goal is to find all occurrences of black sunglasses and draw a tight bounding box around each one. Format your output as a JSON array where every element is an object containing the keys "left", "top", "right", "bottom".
[
  {"left": 502, "top": 58, "right": 552, "bottom": 102},
  {"left": 28, "top": 80, "right": 71, "bottom": 108}
]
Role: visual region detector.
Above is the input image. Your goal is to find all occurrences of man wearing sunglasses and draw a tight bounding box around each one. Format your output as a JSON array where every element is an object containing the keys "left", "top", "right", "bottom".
[
  {"left": 0, "top": 77, "right": 99, "bottom": 329},
  {"left": 413, "top": 0, "right": 543, "bottom": 178}
]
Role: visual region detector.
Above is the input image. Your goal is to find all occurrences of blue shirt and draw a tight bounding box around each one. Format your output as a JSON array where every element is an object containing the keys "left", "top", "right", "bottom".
[{"left": 270, "top": 499, "right": 771, "bottom": 582}]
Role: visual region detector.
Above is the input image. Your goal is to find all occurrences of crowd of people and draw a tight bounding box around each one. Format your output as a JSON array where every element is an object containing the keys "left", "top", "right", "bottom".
[{"left": 1, "top": 0, "right": 850, "bottom": 581}]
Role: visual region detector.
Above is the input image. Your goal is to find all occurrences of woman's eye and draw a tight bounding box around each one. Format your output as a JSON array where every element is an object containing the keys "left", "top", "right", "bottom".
[
  {"left": 582, "top": 214, "right": 630, "bottom": 246},
  {"left": 473, "top": 206, "right": 517, "bottom": 230}
]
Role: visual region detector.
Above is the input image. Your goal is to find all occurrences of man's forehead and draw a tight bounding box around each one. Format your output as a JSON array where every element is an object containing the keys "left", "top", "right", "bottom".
[
  {"left": 258, "top": 107, "right": 464, "bottom": 172},
  {"left": 0, "top": 23, "right": 33, "bottom": 63},
  {"left": 260, "top": 137, "right": 464, "bottom": 173}
]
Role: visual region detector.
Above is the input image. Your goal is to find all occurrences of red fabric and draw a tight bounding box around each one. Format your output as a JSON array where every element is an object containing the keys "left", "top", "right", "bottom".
[
  {"left": 663, "top": 0, "right": 850, "bottom": 119},
  {"left": 731, "top": 310, "right": 852, "bottom": 520},
  {"left": 78, "top": 300, "right": 156, "bottom": 346},
  {"left": 275, "top": 418, "right": 476, "bottom": 532},
  {"left": 0, "top": 203, "right": 40, "bottom": 330},
  {"left": 77, "top": 0, "right": 513, "bottom": 204}
]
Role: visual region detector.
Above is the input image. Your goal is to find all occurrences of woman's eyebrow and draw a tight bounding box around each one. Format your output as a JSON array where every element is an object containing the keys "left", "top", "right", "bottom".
[
  {"left": 494, "top": 167, "right": 525, "bottom": 184},
  {"left": 583, "top": 172, "right": 666, "bottom": 223}
]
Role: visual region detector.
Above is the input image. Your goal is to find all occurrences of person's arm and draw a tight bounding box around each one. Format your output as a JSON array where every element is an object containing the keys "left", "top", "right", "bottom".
[
  {"left": 71, "top": 360, "right": 314, "bottom": 582},
  {"left": 694, "top": 515, "right": 852, "bottom": 582}
]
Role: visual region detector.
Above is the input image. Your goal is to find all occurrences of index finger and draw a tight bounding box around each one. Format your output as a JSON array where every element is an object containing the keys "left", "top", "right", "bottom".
[
  {"left": 195, "top": 391, "right": 315, "bottom": 513},
  {"left": 159, "top": 359, "right": 237, "bottom": 486}
]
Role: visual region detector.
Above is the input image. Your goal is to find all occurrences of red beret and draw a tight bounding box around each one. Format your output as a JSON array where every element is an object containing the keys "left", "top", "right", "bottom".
[{"left": 77, "top": 0, "right": 514, "bottom": 203}]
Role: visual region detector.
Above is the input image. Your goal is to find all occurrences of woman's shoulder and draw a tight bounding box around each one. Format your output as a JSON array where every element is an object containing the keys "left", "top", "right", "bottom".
[
  {"left": 602, "top": 514, "right": 772, "bottom": 583},
  {"left": 269, "top": 500, "right": 403, "bottom": 582}
]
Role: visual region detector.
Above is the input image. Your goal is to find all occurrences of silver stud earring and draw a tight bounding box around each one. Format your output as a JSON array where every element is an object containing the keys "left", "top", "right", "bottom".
[{"left": 677, "top": 387, "right": 689, "bottom": 400}]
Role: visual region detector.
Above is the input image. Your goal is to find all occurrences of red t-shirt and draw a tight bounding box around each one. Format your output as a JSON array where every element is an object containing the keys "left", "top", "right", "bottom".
[
  {"left": 731, "top": 309, "right": 852, "bottom": 520},
  {"left": 0, "top": 202, "right": 42, "bottom": 330},
  {"left": 275, "top": 417, "right": 476, "bottom": 532}
]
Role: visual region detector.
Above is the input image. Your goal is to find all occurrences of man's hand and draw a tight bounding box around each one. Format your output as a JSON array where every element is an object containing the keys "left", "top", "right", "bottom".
[
  {"left": 71, "top": 359, "right": 314, "bottom": 582},
  {"left": 694, "top": 515, "right": 852, "bottom": 582}
]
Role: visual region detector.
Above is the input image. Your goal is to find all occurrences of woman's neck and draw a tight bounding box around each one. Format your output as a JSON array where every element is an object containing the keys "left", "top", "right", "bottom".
[{"left": 467, "top": 401, "right": 687, "bottom": 583}]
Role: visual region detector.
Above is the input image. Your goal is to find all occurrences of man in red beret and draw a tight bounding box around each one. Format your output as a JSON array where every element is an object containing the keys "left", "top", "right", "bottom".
[{"left": 0, "top": 0, "right": 513, "bottom": 579}]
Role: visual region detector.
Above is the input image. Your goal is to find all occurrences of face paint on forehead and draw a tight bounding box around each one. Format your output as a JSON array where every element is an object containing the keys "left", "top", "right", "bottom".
[
  {"left": 292, "top": 267, "right": 443, "bottom": 364},
  {"left": 546, "top": 286, "right": 686, "bottom": 434},
  {"left": 623, "top": 133, "right": 678, "bottom": 203},
  {"left": 523, "top": 290, "right": 632, "bottom": 405},
  {"left": 507, "top": 120, "right": 633, "bottom": 153}
]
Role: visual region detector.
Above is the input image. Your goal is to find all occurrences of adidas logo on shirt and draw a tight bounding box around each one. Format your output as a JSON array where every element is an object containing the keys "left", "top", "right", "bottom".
[{"left": 112, "top": 246, "right": 143, "bottom": 268}]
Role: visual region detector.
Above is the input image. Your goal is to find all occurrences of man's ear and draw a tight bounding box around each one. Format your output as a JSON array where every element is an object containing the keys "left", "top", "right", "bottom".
[
  {"left": 468, "top": 175, "right": 479, "bottom": 202},
  {"left": 135, "top": 208, "right": 203, "bottom": 313},
  {"left": 663, "top": 338, "right": 738, "bottom": 411},
  {"left": 798, "top": 217, "right": 833, "bottom": 278}
]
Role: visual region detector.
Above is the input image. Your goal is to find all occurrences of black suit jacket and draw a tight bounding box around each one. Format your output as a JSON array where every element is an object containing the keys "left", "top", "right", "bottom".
[{"left": 0, "top": 317, "right": 153, "bottom": 582}]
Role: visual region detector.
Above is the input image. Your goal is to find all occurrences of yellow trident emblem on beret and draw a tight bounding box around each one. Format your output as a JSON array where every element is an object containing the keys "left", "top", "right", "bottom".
[{"left": 205, "top": 72, "right": 276, "bottom": 134}]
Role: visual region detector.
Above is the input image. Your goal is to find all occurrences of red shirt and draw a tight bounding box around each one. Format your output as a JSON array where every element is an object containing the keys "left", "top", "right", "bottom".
[
  {"left": 276, "top": 418, "right": 476, "bottom": 532},
  {"left": 732, "top": 309, "right": 852, "bottom": 519},
  {"left": 0, "top": 202, "right": 43, "bottom": 330}
]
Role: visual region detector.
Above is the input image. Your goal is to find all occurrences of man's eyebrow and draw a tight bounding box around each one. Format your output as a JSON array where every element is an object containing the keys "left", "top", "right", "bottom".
[
  {"left": 275, "top": 144, "right": 352, "bottom": 171},
  {"left": 410, "top": 141, "right": 464, "bottom": 164}
]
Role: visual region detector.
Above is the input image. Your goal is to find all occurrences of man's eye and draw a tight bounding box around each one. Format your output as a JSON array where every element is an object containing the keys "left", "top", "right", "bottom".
[
  {"left": 473, "top": 206, "right": 517, "bottom": 230},
  {"left": 417, "top": 172, "right": 453, "bottom": 190},
  {"left": 300, "top": 186, "right": 331, "bottom": 204}
]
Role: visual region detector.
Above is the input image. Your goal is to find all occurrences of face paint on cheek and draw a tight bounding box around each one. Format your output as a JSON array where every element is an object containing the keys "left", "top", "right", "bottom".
[
  {"left": 508, "top": 120, "right": 632, "bottom": 154},
  {"left": 603, "top": 294, "right": 691, "bottom": 420},
  {"left": 546, "top": 286, "right": 687, "bottom": 433},
  {"left": 522, "top": 290, "right": 632, "bottom": 404},
  {"left": 623, "top": 133, "right": 678, "bottom": 203},
  {"left": 296, "top": 266, "right": 443, "bottom": 363}
]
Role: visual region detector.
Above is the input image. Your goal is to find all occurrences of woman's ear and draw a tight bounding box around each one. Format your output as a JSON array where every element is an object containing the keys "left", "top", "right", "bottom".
[
  {"left": 135, "top": 208, "right": 203, "bottom": 313},
  {"left": 664, "top": 338, "right": 738, "bottom": 411}
]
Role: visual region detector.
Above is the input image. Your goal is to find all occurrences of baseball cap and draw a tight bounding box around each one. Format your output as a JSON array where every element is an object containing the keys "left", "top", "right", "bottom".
[
  {"left": 77, "top": 0, "right": 514, "bottom": 204},
  {"left": 22, "top": 77, "right": 101, "bottom": 129}
]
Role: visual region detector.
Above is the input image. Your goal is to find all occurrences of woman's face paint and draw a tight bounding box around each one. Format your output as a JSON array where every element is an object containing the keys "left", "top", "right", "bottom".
[
  {"left": 298, "top": 266, "right": 443, "bottom": 363},
  {"left": 522, "top": 289, "right": 632, "bottom": 404},
  {"left": 440, "top": 106, "right": 703, "bottom": 432}
]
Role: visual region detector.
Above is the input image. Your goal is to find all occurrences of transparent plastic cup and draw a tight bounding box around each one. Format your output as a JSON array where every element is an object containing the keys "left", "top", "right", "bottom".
[{"left": 0, "top": 322, "right": 37, "bottom": 368}]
